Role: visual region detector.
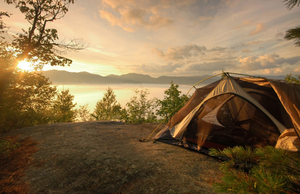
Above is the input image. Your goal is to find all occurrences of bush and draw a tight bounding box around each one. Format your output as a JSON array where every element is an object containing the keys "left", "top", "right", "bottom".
[
  {"left": 209, "top": 146, "right": 300, "bottom": 194},
  {"left": 122, "top": 88, "right": 157, "bottom": 124},
  {"left": 156, "top": 81, "right": 189, "bottom": 121},
  {"left": 0, "top": 138, "right": 20, "bottom": 157}
]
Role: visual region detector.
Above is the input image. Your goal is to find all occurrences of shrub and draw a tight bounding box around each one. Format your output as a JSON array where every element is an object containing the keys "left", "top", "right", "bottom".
[
  {"left": 209, "top": 146, "right": 300, "bottom": 193},
  {"left": 0, "top": 138, "right": 20, "bottom": 157}
]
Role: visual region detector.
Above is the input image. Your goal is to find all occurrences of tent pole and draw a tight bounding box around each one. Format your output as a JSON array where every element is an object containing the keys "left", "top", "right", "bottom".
[{"left": 139, "top": 71, "right": 265, "bottom": 142}]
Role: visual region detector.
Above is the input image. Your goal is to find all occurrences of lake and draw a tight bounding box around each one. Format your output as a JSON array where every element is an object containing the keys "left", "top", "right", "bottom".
[{"left": 55, "top": 83, "right": 204, "bottom": 112}]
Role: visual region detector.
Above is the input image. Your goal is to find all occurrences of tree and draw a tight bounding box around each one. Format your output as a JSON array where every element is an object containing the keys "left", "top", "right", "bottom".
[
  {"left": 122, "top": 88, "right": 157, "bottom": 124},
  {"left": 4, "top": 0, "right": 85, "bottom": 68},
  {"left": 0, "top": 0, "right": 85, "bottom": 101},
  {"left": 284, "top": 0, "right": 300, "bottom": 9},
  {"left": 284, "top": 0, "right": 300, "bottom": 46},
  {"left": 284, "top": 26, "right": 300, "bottom": 47},
  {"left": 209, "top": 146, "right": 300, "bottom": 193},
  {"left": 285, "top": 73, "right": 300, "bottom": 84},
  {"left": 0, "top": 11, "right": 10, "bottom": 36},
  {"left": 0, "top": 71, "right": 57, "bottom": 132},
  {"left": 76, "top": 104, "right": 93, "bottom": 122},
  {"left": 156, "top": 81, "right": 189, "bottom": 120},
  {"left": 91, "top": 87, "right": 122, "bottom": 121},
  {"left": 52, "top": 89, "right": 77, "bottom": 123}
]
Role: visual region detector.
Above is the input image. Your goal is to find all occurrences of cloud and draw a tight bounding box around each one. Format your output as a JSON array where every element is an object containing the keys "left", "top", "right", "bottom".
[
  {"left": 99, "top": 10, "right": 122, "bottom": 27},
  {"left": 132, "top": 62, "right": 183, "bottom": 73},
  {"left": 242, "top": 49, "right": 251, "bottom": 53},
  {"left": 275, "top": 32, "right": 284, "bottom": 38},
  {"left": 209, "top": 46, "right": 227, "bottom": 52},
  {"left": 246, "top": 40, "right": 262, "bottom": 45},
  {"left": 235, "top": 20, "right": 252, "bottom": 29},
  {"left": 152, "top": 44, "right": 207, "bottom": 61},
  {"left": 99, "top": 0, "right": 176, "bottom": 31},
  {"left": 294, "top": 66, "right": 300, "bottom": 73},
  {"left": 198, "top": 16, "right": 213, "bottom": 21},
  {"left": 250, "top": 23, "right": 265, "bottom": 35},
  {"left": 236, "top": 54, "right": 300, "bottom": 71},
  {"left": 186, "top": 61, "right": 236, "bottom": 72}
]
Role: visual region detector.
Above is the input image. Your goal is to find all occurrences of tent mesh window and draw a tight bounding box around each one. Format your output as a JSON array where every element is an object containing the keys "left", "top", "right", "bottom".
[
  {"left": 248, "top": 92, "right": 293, "bottom": 129},
  {"left": 183, "top": 94, "right": 281, "bottom": 149}
]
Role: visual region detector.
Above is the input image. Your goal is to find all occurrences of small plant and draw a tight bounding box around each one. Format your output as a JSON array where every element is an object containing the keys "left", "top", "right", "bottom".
[
  {"left": 209, "top": 146, "right": 300, "bottom": 194},
  {"left": 0, "top": 138, "right": 20, "bottom": 157}
]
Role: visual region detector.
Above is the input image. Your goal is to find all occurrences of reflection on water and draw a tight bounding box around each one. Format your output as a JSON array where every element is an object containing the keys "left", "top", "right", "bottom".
[{"left": 55, "top": 84, "right": 202, "bottom": 111}]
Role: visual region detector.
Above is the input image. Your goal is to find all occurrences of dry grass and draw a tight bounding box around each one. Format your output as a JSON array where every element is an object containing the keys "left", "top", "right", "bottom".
[{"left": 0, "top": 136, "right": 39, "bottom": 194}]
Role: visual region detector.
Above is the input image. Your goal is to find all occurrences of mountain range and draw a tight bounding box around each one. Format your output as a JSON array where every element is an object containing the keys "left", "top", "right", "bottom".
[{"left": 40, "top": 70, "right": 285, "bottom": 85}]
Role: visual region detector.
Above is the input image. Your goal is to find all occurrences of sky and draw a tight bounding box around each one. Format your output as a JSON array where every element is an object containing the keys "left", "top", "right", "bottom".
[{"left": 1, "top": 0, "right": 300, "bottom": 77}]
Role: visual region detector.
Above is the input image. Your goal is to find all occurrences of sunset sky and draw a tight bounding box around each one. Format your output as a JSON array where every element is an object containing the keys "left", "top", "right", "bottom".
[{"left": 1, "top": 0, "right": 300, "bottom": 77}]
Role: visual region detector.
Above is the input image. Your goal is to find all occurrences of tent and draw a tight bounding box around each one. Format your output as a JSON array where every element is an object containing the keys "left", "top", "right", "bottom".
[{"left": 154, "top": 74, "right": 300, "bottom": 153}]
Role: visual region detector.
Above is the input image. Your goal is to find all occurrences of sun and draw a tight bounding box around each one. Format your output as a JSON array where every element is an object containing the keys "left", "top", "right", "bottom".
[{"left": 17, "top": 60, "right": 35, "bottom": 71}]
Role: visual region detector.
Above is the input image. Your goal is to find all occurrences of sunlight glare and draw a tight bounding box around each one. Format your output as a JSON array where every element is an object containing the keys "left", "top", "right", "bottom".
[{"left": 17, "top": 60, "right": 35, "bottom": 71}]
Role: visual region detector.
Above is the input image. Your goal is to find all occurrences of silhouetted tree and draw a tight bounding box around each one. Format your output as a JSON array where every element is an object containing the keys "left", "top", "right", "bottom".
[
  {"left": 285, "top": 26, "right": 300, "bottom": 47},
  {"left": 284, "top": 0, "right": 300, "bottom": 47},
  {"left": 0, "top": 71, "right": 57, "bottom": 132},
  {"left": 1, "top": 0, "right": 85, "bottom": 100},
  {"left": 284, "top": 0, "right": 300, "bottom": 9}
]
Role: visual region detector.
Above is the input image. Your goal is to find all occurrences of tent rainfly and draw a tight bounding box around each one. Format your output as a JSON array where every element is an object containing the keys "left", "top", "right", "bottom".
[{"left": 154, "top": 75, "right": 300, "bottom": 153}]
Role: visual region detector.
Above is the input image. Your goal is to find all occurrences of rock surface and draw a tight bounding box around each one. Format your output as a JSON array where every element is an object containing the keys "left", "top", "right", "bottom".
[{"left": 1, "top": 121, "right": 222, "bottom": 194}]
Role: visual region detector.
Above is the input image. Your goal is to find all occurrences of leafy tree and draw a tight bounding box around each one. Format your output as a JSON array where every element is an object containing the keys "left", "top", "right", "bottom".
[
  {"left": 91, "top": 87, "right": 122, "bottom": 121},
  {"left": 122, "top": 88, "right": 157, "bottom": 124},
  {"left": 52, "top": 89, "right": 77, "bottom": 123},
  {"left": 156, "top": 81, "right": 189, "bottom": 120},
  {"left": 285, "top": 73, "right": 300, "bottom": 84},
  {"left": 0, "top": 0, "right": 85, "bottom": 102},
  {"left": 4, "top": 0, "right": 85, "bottom": 68},
  {"left": 209, "top": 146, "right": 300, "bottom": 193},
  {"left": 284, "top": 26, "right": 300, "bottom": 47},
  {"left": 0, "top": 0, "right": 85, "bottom": 132},
  {"left": 76, "top": 104, "right": 93, "bottom": 122},
  {"left": 284, "top": 0, "right": 300, "bottom": 9},
  {"left": 0, "top": 11, "right": 10, "bottom": 36},
  {"left": 284, "top": 0, "right": 300, "bottom": 46},
  {"left": 0, "top": 71, "right": 57, "bottom": 132}
]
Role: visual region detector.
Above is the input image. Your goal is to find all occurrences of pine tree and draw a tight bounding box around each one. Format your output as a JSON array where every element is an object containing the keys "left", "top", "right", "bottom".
[{"left": 209, "top": 146, "right": 300, "bottom": 193}]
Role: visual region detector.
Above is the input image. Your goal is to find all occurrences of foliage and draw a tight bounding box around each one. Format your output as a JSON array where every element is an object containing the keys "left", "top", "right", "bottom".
[
  {"left": 0, "top": 0, "right": 84, "bottom": 123},
  {"left": 4, "top": 0, "right": 85, "bottom": 69},
  {"left": 0, "top": 138, "right": 20, "bottom": 157},
  {"left": 285, "top": 73, "right": 300, "bottom": 84},
  {"left": 76, "top": 104, "right": 93, "bottom": 122},
  {"left": 284, "top": 0, "right": 300, "bottom": 47},
  {"left": 0, "top": 0, "right": 85, "bottom": 132},
  {"left": 285, "top": 26, "right": 300, "bottom": 47},
  {"left": 0, "top": 70, "right": 57, "bottom": 132},
  {"left": 122, "top": 88, "right": 157, "bottom": 124},
  {"left": 156, "top": 81, "right": 189, "bottom": 121},
  {"left": 284, "top": 0, "right": 300, "bottom": 9},
  {"left": 0, "top": 11, "right": 10, "bottom": 36},
  {"left": 52, "top": 89, "right": 77, "bottom": 123},
  {"left": 0, "top": 66, "right": 81, "bottom": 132},
  {"left": 209, "top": 146, "right": 300, "bottom": 194},
  {"left": 91, "top": 87, "right": 122, "bottom": 121}
]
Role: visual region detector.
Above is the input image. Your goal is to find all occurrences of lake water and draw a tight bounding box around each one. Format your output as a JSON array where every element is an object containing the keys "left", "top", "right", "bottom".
[{"left": 56, "top": 83, "right": 204, "bottom": 112}]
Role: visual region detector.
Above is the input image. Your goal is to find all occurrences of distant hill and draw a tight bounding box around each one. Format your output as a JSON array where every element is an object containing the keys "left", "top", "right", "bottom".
[
  {"left": 40, "top": 70, "right": 286, "bottom": 85},
  {"left": 40, "top": 70, "right": 221, "bottom": 85}
]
